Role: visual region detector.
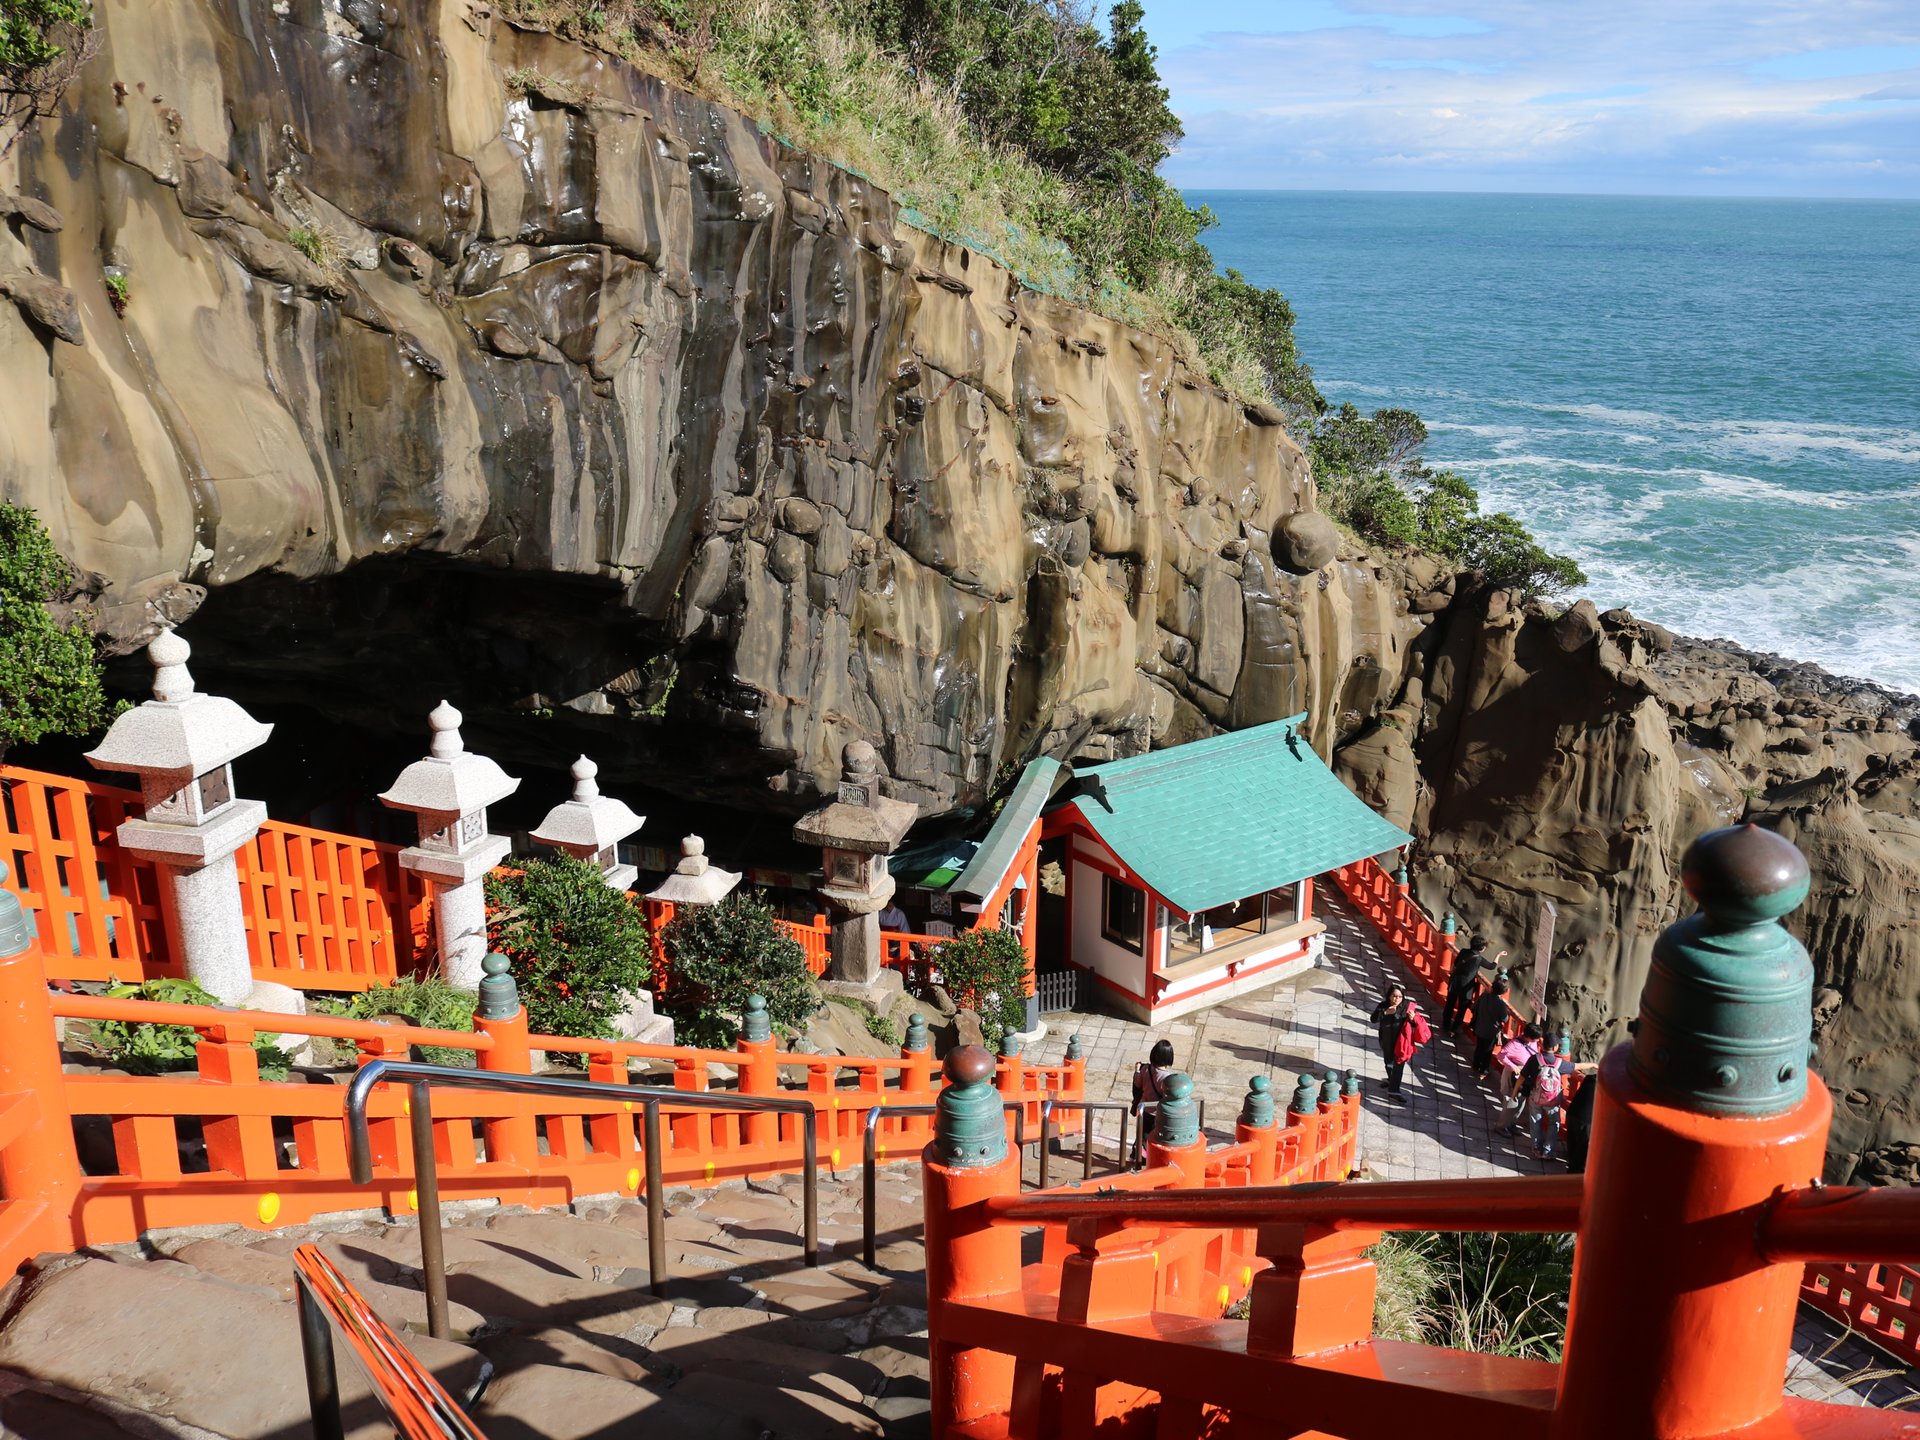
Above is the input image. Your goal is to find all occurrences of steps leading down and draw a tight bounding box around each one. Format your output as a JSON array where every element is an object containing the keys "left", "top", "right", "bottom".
[{"left": 0, "top": 1166, "right": 932, "bottom": 1440}]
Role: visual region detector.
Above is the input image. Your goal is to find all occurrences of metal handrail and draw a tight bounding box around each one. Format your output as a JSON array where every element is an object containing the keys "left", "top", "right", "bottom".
[
  {"left": 294, "top": 1243, "right": 487, "bottom": 1440},
  {"left": 859, "top": 1099, "right": 1035, "bottom": 1268},
  {"left": 344, "top": 1059, "right": 824, "bottom": 1335},
  {"left": 1037, "top": 1099, "right": 1137, "bottom": 1189}
]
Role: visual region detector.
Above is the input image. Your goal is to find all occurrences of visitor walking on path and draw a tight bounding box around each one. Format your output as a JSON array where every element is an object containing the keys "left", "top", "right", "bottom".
[
  {"left": 1503, "top": 1035, "right": 1574, "bottom": 1158},
  {"left": 1442, "top": 936, "right": 1505, "bottom": 1034},
  {"left": 1130, "top": 1039, "right": 1176, "bottom": 1165},
  {"left": 1370, "top": 984, "right": 1429, "bottom": 1101},
  {"left": 1469, "top": 974, "right": 1514, "bottom": 1077}
]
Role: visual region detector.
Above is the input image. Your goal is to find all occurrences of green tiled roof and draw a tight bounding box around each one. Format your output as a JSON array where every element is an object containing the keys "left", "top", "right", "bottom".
[
  {"left": 950, "top": 757, "right": 1062, "bottom": 903},
  {"left": 1055, "top": 717, "right": 1412, "bottom": 915}
]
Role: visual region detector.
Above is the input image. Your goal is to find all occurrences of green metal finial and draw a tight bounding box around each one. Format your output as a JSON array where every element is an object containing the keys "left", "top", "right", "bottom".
[
  {"left": 1441, "top": 911, "right": 1457, "bottom": 937},
  {"left": 1290, "top": 1072, "right": 1320, "bottom": 1117},
  {"left": 476, "top": 952, "right": 519, "bottom": 1020},
  {"left": 999, "top": 1032, "right": 1023, "bottom": 1059},
  {"left": 1343, "top": 1068, "right": 1363, "bottom": 1096},
  {"left": 742, "top": 994, "right": 772, "bottom": 1044},
  {"left": 1395, "top": 864, "right": 1410, "bottom": 887},
  {"left": 1629, "top": 824, "right": 1815, "bottom": 1118},
  {"left": 1239, "top": 1074, "right": 1274, "bottom": 1129},
  {"left": 903, "top": 1012, "right": 929, "bottom": 1053},
  {"left": 1065, "top": 1033, "right": 1083, "bottom": 1062},
  {"left": 0, "top": 863, "right": 33, "bottom": 958},
  {"left": 1321, "top": 1071, "right": 1342, "bottom": 1107},
  {"left": 1154, "top": 1072, "right": 1198, "bottom": 1148},
  {"left": 935, "top": 1046, "right": 1007, "bottom": 1168}
]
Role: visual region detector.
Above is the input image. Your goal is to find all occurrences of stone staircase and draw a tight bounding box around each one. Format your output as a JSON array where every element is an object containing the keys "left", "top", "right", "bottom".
[{"left": 0, "top": 1166, "right": 933, "bottom": 1440}]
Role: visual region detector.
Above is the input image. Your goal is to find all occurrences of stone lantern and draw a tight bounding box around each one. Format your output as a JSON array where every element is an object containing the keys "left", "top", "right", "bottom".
[
  {"left": 378, "top": 701, "right": 519, "bottom": 992},
  {"left": 529, "top": 756, "right": 644, "bottom": 890},
  {"left": 644, "top": 835, "right": 742, "bottom": 908},
  {"left": 85, "top": 631, "right": 271, "bottom": 1005},
  {"left": 792, "top": 741, "right": 915, "bottom": 987}
]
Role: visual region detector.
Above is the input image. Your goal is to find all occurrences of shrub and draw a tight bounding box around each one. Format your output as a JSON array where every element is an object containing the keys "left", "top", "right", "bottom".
[
  {"left": 658, "top": 890, "right": 818, "bottom": 1049},
  {"left": 91, "top": 977, "right": 295, "bottom": 1081},
  {"left": 0, "top": 501, "right": 116, "bottom": 758},
  {"left": 1365, "top": 1231, "right": 1573, "bottom": 1360},
  {"left": 340, "top": 973, "right": 478, "bottom": 1067},
  {"left": 0, "top": 0, "right": 94, "bottom": 156},
  {"left": 922, "top": 927, "right": 1028, "bottom": 1047},
  {"left": 486, "top": 854, "right": 657, "bottom": 1059},
  {"left": 286, "top": 225, "right": 340, "bottom": 269},
  {"left": 102, "top": 270, "right": 128, "bottom": 316}
]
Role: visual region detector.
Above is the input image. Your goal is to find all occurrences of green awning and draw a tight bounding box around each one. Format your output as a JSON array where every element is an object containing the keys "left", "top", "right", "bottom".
[
  {"left": 890, "top": 837, "right": 978, "bottom": 890},
  {"left": 1052, "top": 717, "right": 1412, "bottom": 915}
]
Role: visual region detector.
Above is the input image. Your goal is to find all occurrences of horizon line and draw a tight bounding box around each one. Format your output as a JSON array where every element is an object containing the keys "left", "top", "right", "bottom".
[{"left": 1173, "top": 184, "right": 1920, "bottom": 203}]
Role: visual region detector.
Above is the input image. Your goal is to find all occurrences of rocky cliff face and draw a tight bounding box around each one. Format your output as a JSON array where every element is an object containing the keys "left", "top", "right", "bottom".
[
  {"left": 0, "top": 0, "right": 1419, "bottom": 813},
  {"left": 3, "top": 0, "right": 1914, "bottom": 1181}
]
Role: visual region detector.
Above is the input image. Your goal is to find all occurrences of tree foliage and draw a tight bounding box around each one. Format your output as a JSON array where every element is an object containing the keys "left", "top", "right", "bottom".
[
  {"left": 1, "top": 0, "right": 94, "bottom": 155},
  {"left": 1310, "top": 405, "right": 1587, "bottom": 598},
  {"left": 922, "top": 927, "right": 1029, "bottom": 1047},
  {"left": 0, "top": 501, "right": 114, "bottom": 757},
  {"left": 657, "top": 890, "right": 819, "bottom": 1049},
  {"left": 485, "top": 854, "right": 657, "bottom": 1055}
]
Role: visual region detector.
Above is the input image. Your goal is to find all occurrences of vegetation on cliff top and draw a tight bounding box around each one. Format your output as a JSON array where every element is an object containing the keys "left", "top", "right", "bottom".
[
  {"left": 501, "top": 0, "right": 1583, "bottom": 592},
  {"left": 0, "top": 0, "right": 93, "bottom": 155}
]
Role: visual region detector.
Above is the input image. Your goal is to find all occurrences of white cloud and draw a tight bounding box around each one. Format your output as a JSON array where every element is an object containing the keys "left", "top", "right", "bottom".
[{"left": 1145, "top": 0, "right": 1920, "bottom": 195}]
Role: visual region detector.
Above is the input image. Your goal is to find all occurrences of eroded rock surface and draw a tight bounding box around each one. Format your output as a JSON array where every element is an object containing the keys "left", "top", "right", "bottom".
[{"left": 0, "top": 0, "right": 1419, "bottom": 815}]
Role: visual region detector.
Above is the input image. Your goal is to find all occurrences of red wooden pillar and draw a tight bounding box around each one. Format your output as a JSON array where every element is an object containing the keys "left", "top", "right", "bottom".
[
  {"left": 0, "top": 886, "right": 82, "bottom": 1263},
  {"left": 924, "top": 1048, "right": 1023, "bottom": 1432}
]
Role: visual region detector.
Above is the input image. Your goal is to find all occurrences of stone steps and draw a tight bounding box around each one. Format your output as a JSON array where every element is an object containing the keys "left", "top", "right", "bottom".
[{"left": 0, "top": 1168, "right": 932, "bottom": 1440}]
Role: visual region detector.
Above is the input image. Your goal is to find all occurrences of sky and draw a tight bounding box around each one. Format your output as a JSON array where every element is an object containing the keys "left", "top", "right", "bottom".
[{"left": 1139, "top": 1, "right": 1920, "bottom": 197}]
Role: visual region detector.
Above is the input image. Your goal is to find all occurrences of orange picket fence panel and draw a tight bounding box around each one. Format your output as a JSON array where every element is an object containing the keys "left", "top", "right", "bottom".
[
  {"left": 1803, "top": 1260, "right": 1920, "bottom": 1368},
  {"left": 236, "top": 819, "right": 431, "bottom": 991}
]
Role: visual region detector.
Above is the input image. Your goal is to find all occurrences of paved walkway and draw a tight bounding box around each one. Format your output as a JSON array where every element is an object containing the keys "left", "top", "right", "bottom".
[
  {"left": 1048, "top": 890, "right": 1558, "bottom": 1182},
  {"left": 1041, "top": 890, "right": 1919, "bottom": 1408}
]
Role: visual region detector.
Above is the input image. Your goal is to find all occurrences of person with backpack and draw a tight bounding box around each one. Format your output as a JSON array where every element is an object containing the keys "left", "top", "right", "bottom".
[
  {"left": 1130, "top": 1039, "right": 1176, "bottom": 1166},
  {"left": 1370, "top": 983, "right": 1429, "bottom": 1101},
  {"left": 1442, "top": 936, "right": 1506, "bottom": 1035},
  {"left": 1469, "top": 974, "right": 1514, "bottom": 1078},
  {"left": 1506, "top": 1035, "right": 1574, "bottom": 1159}
]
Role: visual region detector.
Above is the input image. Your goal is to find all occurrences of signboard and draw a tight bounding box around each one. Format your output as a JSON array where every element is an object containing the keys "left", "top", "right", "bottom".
[{"left": 1530, "top": 899, "right": 1557, "bottom": 1020}]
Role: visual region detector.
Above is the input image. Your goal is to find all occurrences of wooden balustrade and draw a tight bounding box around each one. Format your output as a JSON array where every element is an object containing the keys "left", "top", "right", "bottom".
[{"left": 1803, "top": 1261, "right": 1920, "bottom": 1369}]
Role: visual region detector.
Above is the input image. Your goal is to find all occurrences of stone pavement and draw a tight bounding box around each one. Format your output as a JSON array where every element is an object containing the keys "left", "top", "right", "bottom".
[{"left": 1045, "top": 889, "right": 1558, "bottom": 1182}]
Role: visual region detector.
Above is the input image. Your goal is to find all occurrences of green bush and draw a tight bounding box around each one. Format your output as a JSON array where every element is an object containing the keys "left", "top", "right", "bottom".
[
  {"left": 922, "top": 927, "right": 1027, "bottom": 1047},
  {"left": 0, "top": 501, "right": 115, "bottom": 757},
  {"left": 91, "top": 977, "right": 295, "bottom": 1081},
  {"left": 658, "top": 890, "right": 818, "bottom": 1049},
  {"left": 1366, "top": 1231, "right": 1573, "bottom": 1360},
  {"left": 1311, "top": 405, "right": 1587, "bottom": 598},
  {"left": 338, "top": 973, "right": 478, "bottom": 1067},
  {"left": 486, "top": 855, "right": 657, "bottom": 1059},
  {"left": 0, "top": 0, "right": 92, "bottom": 155}
]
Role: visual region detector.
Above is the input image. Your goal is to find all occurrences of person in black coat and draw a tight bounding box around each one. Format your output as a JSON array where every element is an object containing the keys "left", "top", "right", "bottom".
[
  {"left": 1370, "top": 984, "right": 1417, "bottom": 1099},
  {"left": 1443, "top": 936, "right": 1505, "bottom": 1034},
  {"left": 1469, "top": 974, "right": 1514, "bottom": 1077},
  {"left": 1564, "top": 1072, "right": 1598, "bottom": 1172}
]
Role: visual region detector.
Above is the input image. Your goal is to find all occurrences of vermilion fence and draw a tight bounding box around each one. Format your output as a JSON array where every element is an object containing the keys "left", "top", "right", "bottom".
[
  {"left": 2, "top": 765, "right": 428, "bottom": 992},
  {"left": 1334, "top": 848, "right": 1920, "bottom": 1375}
]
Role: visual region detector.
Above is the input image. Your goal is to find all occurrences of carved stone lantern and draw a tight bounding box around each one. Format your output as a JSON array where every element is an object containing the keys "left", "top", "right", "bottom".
[
  {"left": 529, "top": 756, "right": 644, "bottom": 890},
  {"left": 85, "top": 631, "right": 271, "bottom": 1005},
  {"left": 792, "top": 741, "right": 916, "bottom": 986},
  {"left": 644, "top": 835, "right": 741, "bottom": 908},
  {"left": 378, "top": 701, "right": 519, "bottom": 991}
]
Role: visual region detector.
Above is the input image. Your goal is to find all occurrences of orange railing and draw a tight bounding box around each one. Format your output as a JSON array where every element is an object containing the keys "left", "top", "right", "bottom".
[
  {"left": 0, "top": 932, "right": 1085, "bottom": 1278},
  {"left": 1804, "top": 1261, "right": 1920, "bottom": 1369},
  {"left": 1332, "top": 855, "right": 1458, "bottom": 997},
  {"left": 2, "top": 765, "right": 429, "bottom": 992}
]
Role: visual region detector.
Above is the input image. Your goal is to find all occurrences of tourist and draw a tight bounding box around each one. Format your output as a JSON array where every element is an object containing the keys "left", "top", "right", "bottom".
[
  {"left": 1495, "top": 1023, "right": 1543, "bottom": 1112},
  {"left": 1564, "top": 1071, "right": 1597, "bottom": 1172},
  {"left": 1505, "top": 1036, "right": 1573, "bottom": 1159},
  {"left": 1370, "top": 984, "right": 1429, "bottom": 1101},
  {"left": 1469, "top": 974, "right": 1514, "bottom": 1078},
  {"left": 1442, "top": 936, "right": 1505, "bottom": 1034},
  {"left": 1130, "top": 1039, "right": 1177, "bottom": 1166}
]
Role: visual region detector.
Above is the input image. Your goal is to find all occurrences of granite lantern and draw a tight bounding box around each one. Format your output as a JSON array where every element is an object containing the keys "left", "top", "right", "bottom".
[
  {"left": 529, "top": 756, "right": 644, "bottom": 890},
  {"left": 85, "top": 631, "right": 272, "bottom": 1005},
  {"left": 644, "top": 835, "right": 742, "bottom": 908},
  {"left": 792, "top": 741, "right": 915, "bottom": 986},
  {"left": 378, "top": 701, "right": 519, "bottom": 991}
]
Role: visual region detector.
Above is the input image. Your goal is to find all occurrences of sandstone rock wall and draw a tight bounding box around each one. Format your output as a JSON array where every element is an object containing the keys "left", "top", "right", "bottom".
[{"left": 0, "top": 0, "right": 1421, "bottom": 813}]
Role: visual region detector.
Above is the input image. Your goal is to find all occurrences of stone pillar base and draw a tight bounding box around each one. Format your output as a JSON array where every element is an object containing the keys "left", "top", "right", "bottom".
[
  {"left": 167, "top": 852, "right": 253, "bottom": 1006},
  {"left": 435, "top": 879, "right": 489, "bottom": 992},
  {"left": 826, "top": 910, "right": 881, "bottom": 986}
]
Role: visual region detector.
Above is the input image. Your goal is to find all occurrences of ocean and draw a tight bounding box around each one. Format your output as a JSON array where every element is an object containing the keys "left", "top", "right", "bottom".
[{"left": 1194, "top": 191, "right": 1920, "bottom": 694}]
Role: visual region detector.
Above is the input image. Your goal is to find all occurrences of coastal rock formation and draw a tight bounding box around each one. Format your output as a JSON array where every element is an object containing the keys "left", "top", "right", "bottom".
[
  {"left": 1371, "top": 595, "right": 1920, "bottom": 1183},
  {"left": 0, "top": 0, "right": 1416, "bottom": 813},
  {"left": 3, "top": 0, "right": 1916, "bottom": 1181}
]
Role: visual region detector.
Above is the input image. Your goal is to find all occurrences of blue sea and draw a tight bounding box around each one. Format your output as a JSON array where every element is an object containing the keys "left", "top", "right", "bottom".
[{"left": 1195, "top": 191, "right": 1920, "bottom": 694}]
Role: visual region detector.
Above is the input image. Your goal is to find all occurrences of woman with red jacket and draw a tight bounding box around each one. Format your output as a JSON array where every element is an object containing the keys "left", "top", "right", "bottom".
[{"left": 1370, "top": 983, "right": 1428, "bottom": 1101}]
